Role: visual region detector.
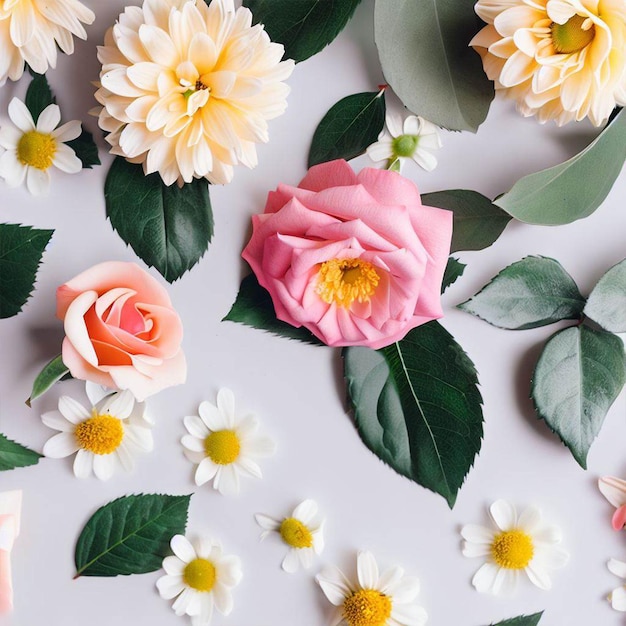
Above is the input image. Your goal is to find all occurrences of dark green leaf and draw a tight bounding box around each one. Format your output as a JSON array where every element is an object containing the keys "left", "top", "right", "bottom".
[
  {"left": 532, "top": 326, "right": 626, "bottom": 468},
  {"left": 488, "top": 613, "right": 544, "bottom": 626},
  {"left": 74, "top": 494, "right": 191, "bottom": 577},
  {"left": 423, "top": 190, "right": 511, "bottom": 253},
  {"left": 223, "top": 274, "right": 324, "bottom": 346},
  {"left": 27, "top": 354, "right": 69, "bottom": 406},
  {"left": 584, "top": 258, "right": 626, "bottom": 333},
  {"left": 0, "top": 223, "right": 53, "bottom": 318},
  {"left": 244, "top": 0, "right": 362, "bottom": 63},
  {"left": 67, "top": 130, "right": 100, "bottom": 169},
  {"left": 375, "top": 0, "right": 494, "bottom": 132},
  {"left": 344, "top": 321, "right": 484, "bottom": 507},
  {"left": 308, "top": 91, "right": 386, "bottom": 167},
  {"left": 496, "top": 109, "right": 626, "bottom": 224},
  {"left": 25, "top": 73, "right": 55, "bottom": 123},
  {"left": 442, "top": 257, "right": 466, "bottom": 293},
  {"left": 105, "top": 158, "right": 213, "bottom": 283},
  {"left": 459, "top": 256, "right": 585, "bottom": 330},
  {"left": 0, "top": 433, "right": 41, "bottom": 471}
]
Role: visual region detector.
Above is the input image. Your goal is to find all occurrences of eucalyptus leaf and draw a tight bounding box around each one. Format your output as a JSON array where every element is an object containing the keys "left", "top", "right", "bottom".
[
  {"left": 584, "top": 258, "right": 626, "bottom": 333},
  {"left": 344, "top": 321, "right": 484, "bottom": 507},
  {"left": 496, "top": 109, "right": 626, "bottom": 224},
  {"left": 67, "top": 130, "right": 100, "bottom": 169},
  {"left": 442, "top": 257, "right": 466, "bottom": 294},
  {"left": 27, "top": 354, "right": 69, "bottom": 406},
  {"left": 308, "top": 91, "right": 386, "bottom": 167},
  {"left": 0, "top": 223, "right": 53, "bottom": 318},
  {"left": 532, "top": 326, "right": 626, "bottom": 468},
  {"left": 25, "top": 72, "right": 55, "bottom": 123},
  {"left": 74, "top": 494, "right": 191, "bottom": 577},
  {"left": 374, "top": 0, "right": 493, "bottom": 132},
  {"left": 423, "top": 190, "right": 511, "bottom": 252},
  {"left": 488, "top": 613, "right": 544, "bottom": 626},
  {"left": 0, "top": 433, "right": 41, "bottom": 471},
  {"left": 243, "top": 0, "right": 362, "bottom": 62},
  {"left": 105, "top": 158, "right": 213, "bottom": 283},
  {"left": 459, "top": 256, "right": 585, "bottom": 330}
]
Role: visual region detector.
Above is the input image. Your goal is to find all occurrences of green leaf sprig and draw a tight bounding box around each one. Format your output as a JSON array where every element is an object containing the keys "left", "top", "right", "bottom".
[
  {"left": 0, "top": 433, "right": 42, "bottom": 471},
  {"left": 27, "top": 354, "right": 70, "bottom": 406},
  {"left": 487, "top": 613, "right": 544, "bottom": 626}
]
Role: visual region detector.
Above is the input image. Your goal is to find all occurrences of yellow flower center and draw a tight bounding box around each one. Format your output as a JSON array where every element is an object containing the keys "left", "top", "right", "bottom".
[
  {"left": 204, "top": 430, "right": 241, "bottom": 465},
  {"left": 551, "top": 14, "right": 595, "bottom": 54},
  {"left": 74, "top": 412, "right": 124, "bottom": 455},
  {"left": 17, "top": 131, "right": 57, "bottom": 170},
  {"left": 316, "top": 258, "right": 380, "bottom": 308},
  {"left": 183, "top": 558, "right": 216, "bottom": 592},
  {"left": 343, "top": 589, "right": 392, "bottom": 626},
  {"left": 491, "top": 530, "right": 534, "bottom": 569},
  {"left": 279, "top": 518, "right": 313, "bottom": 549}
]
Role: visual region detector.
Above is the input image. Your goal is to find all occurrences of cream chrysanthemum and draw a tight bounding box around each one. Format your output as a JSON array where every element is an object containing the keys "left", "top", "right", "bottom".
[
  {"left": 94, "top": 0, "right": 294, "bottom": 186},
  {"left": 255, "top": 499, "right": 325, "bottom": 573},
  {"left": 156, "top": 534, "right": 242, "bottom": 626},
  {"left": 461, "top": 499, "right": 569, "bottom": 594},
  {"left": 181, "top": 388, "right": 276, "bottom": 496},
  {"left": 316, "top": 551, "right": 428, "bottom": 626},
  {"left": 0, "top": 98, "right": 82, "bottom": 195},
  {"left": 471, "top": 0, "right": 626, "bottom": 125},
  {"left": 0, "top": 0, "right": 94, "bottom": 86},
  {"left": 41, "top": 382, "right": 153, "bottom": 480}
]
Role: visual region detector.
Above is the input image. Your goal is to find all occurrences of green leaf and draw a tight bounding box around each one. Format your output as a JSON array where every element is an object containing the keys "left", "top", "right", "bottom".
[
  {"left": 459, "top": 256, "right": 585, "bottom": 330},
  {"left": 25, "top": 73, "right": 55, "bottom": 123},
  {"left": 344, "top": 321, "right": 484, "bottom": 507},
  {"left": 532, "top": 326, "right": 626, "bottom": 468},
  {"left": 74, "top": 494, "right": 191, "bottom": 577},
  {"left": 442, "top": 257, "right": 466, "bottom": 293},
  {"left": 223, "top": 274, "right": 324, "bottom": 346},
  {"left": 423, "top": 190, "right": 511, "bottom": 253},
  {"left": 105, "top": 158, "right": 213, "bottom": 283},
  {"left": 488, "top": 613, "right": 544, "bottom": 626},
  {"left": 374, "top": 0, "right": 494, "bottom": 132},
  {"left": 584, "top": 258, "right": 626, "bottom": 333},
  {"left": 67, "top": 130, "right": 100, "bottom": 169},
  {"left": 308, "top": 91, "right": 386, "bottom": 167},
  {"left": 0, "top": 433, "right": 41, "bottom": 471},
  {"left": 27, "top": 354, "right": 69, "bottom": 406},
  {"left": 495, "top": 109, "right": 626, "bottom": 224},
  {"left": 0, "top": 223, "right": 54, "bottom": 318},
  {"left": 243, "top": 0, "right": 362, "bottom": 63}
]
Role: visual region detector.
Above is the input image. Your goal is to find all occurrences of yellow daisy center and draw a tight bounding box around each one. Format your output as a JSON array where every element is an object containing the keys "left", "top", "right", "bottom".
[
  {"left": 17, "top": 131, "right": 57, "bottom": 170},
  {"left": 343, "top": 589, "right": 392, "bottom": 626},
  {"left": 491, "top": 530, "right": 534, "bottom": 569},
  {"left": 316, "top": 258, "right": 380, "bottom": 308},
  {"left": 551, "top": 14, "right": 595, "bottom": 54},
  {"left": 183, "top": 558, "right": 216, "bottom": 592},
  {"left": 74, "top": 413, "right": 124, "bottom": 455},
  {"left": 204, "top": 430, "right": 241, "bottom": 465},
  {"left": 279, "top": 517, "right": 313, "bottom": 549}
]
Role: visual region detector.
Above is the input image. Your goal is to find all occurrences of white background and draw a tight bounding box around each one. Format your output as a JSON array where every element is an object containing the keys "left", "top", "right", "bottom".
[{"left": 1, "top": 1, "right": 625, "bottom": 625}]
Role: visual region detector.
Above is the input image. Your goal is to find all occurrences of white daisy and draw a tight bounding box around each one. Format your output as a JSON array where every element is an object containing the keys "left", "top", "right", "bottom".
[
  {"left": 156, "top": 534, "right": 242, "bottom": 626},
  {"left": 316, "top": 550, "right": 427, "bottom": 626},
  {"left": 0, "top": 98, "right": 82, "bottom": 195},
  {"left": 181, "top": 388, "right": 276, "bottom": 496},
  {"left": 255, "top": 499, "right": 325, "bottom": 573},
  {"left": 608, "top": 558, "right": 626, "bottom": 611},
  {"left": 41, "top": 381, "right": 153, "bottom": 480},
  {"left": 366, "top": 114, "right": 441, "bottom": 172},
  {"left": 461, "top": 499, "right": 569, "bottom": 595},
  {"left": 598, "top": 476, "right": 626, "bottom": 530}
]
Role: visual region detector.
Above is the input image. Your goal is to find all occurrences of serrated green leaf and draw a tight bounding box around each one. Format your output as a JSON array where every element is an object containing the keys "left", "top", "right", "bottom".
[
  {"left": 74, "top": 494, "right": 191, "bottom": 577},
  {"left": 488, "top": 612, "right": 544, "bottom": 626},
  {"left": 496, "top": 109, "right": 626, "bottom": 224},
  {"left": 0, "top": 433, "right": 41, "bottom": 471},
  {"left": 584, "top": 258, "right": 626, "bottom": 333},
  {"left": 27, "top": 354, "right": 69, "bottom": 406},
  {"left": 423, "top": 190, "right": 511, "bottom": 253},
  {"left": 105, "top": 158, "right": 213, "bottom": 283},
  {"left": 0, "top": 223, "right": 53, "bottom": 318},
  {"left": 442, "top": 257, "right": 466, "bottom": 294},
  {"left": 344, "top": 321, "right": 484, "bottom": 507},
  {"left": 375, "top": 0, "right": 494, "bottom": 132},
  {"left": 532, "top": 326, "right": 626, "bottom": 468},
  {"left": 25, "top": 73, "right": 55, "bottom": 123},
  {"left": 223, "top": 274, "right": 324, "bottom": 346},
  {"left": 244, "top": 0, "right": 362, "bottom": 63},
  {"left": 459, "top": 256, "right": 585, "bottom": 330},
  {"left": 67, "top": 130, "right": 100, "bottom": 169},
  {"left": 308, "top": 91, "right": 386, "bottom": 167}
]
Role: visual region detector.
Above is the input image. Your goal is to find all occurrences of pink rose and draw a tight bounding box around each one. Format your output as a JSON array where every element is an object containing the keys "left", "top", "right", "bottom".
[
  {"left": 56, "top": 261, "right": 186, "bottom": 401},
  {"left": 242, "top": 159, "right": 453, "bottom": 349}
]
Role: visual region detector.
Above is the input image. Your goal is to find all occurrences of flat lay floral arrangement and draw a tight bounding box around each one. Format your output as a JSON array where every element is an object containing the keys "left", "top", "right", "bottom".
[{"left": 0, "top": 0, "right": 625, "bottom": 625}]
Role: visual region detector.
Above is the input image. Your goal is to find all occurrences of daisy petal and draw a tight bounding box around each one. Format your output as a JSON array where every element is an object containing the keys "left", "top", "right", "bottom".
[
  {"left": 608, "top": 559, "right": 626, "bottom": 580},
  {"left": 390, "top": 603, "right": 428, "bottom": 626},
  {"left": 281, "top": 548, "right": 300, "bottom": 573},
  {"left": 73, "top": 449, "right": 93, "bottom": 478},
  {"left": 316, "top": 566, "right": 353, "bottom": 605},
  {"left": 43, "top": 432, "right": 79, "bottom": 458},
  {"left": 357, "top": 551, "right": 379, "bottom": 589},
  {"left": 472, "top": 562, "right": 500, "bottom": 593},
  {"left": 171, "top": 535, "right": 197, "bottom": 563},
  {"left": 254, "top": 514, "right": 280, "bottom": 532},
  {"left": 293, "top": 499, "right": 317, "bottom": 524},
  {"left": 489, "top": 499, "right": 517, "bottom": 531},
  {"left": 156, "top": 574, "right": 185, "bottom": 599}
]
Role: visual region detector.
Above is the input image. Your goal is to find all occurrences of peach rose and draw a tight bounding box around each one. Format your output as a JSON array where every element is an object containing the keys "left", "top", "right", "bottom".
[
  {"left": 242, "top": 160, "right": 453, "bottom": 349},
  {"left": 56, "top": 262, "right": 186, "bottom": 401}
]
